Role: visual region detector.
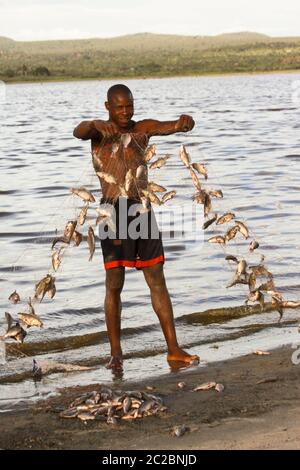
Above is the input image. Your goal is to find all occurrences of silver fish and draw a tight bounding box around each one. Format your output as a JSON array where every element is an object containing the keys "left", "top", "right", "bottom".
[
  {"left": 193, "top": 382, "right": 216, "bottom": 391},
  {"left": 72, "top": 230, "right": 83, "bottom": 246},
  {"left": 111, "top": 142, "right": 119, "bottom": 155},
  {"left": 120, "top": 133, "right": 131, "bottom": 148},
  {"left": 216, "top": 212, "right": 235, "bottom": 225},
  {"left": 63, "top": 220, "right": 77, "bottom": 240},
  {"left": 142, "top": 190, "right": 161, "bottom": 205},
  {"left": 224, "top": 225, "right": 240, "bottom": 242},
  {"left": 125, "top": 169, "right": 134, "bottom": 193},
  {"left": 87, "top": 226, "right": 96, "bottom": 261},
  {"left": 179, "top": 144, "right": 190, "bottom": 168},
  {"left": 203, "top": 214, "right": 217, "bottom": 230},
  {"left": 78, "top": 203, "right": 89, "bottom": 226},
  {"left": 209, "top": 189, "right": 223, "bottom": 198},
  {"left": 2, "top": 312, "right": 27, "bottom": 343},
  {"left": 208, "top": 235, "right": 226, "bottom": 244},
  {"left": 172, "top": 424, "right": 188, "bottom": 438},
  {"left": 249, "top": 240, "right": 259, "bottom": 252},
  {"left": 18, "top": 313, "right": 43, "bottom": 328},
  {"left": 149, "top": 155, "right": 170, "bottom": 170},
  {"left": 235, "top": 220, "right": 249, "bottom": 239},
  {"left": 236, "top": 260, "right": 247, "bottom": 277},
  {"left": 8, "top": 290, "right": 21, "bottom": 304},
  {"left": 52, "top": 248, "right": 63, "bottom": 271},
  {"left": 147, "top": 182, "right": 167, "bottom": 193},
  {"left": 215, "top": 383, "right": 225, "bottom": 393},
  {"left": 161, "top": 190, "right": 176, "bottom": 204},
  {"left": 70, "top": 187, "right": 95, "bottom": 203},
  {"left": 189, "top": 168, "right": 202, "bottom": 191},
  {"left": 192, "top": 162, "right": 208, "bottom": 180},
  {"left": 136, "top": 164, "right": 148, "bottom": 180},
  {"left": 97, "top": 171, "right": 118, "bottom": 185},
  {"left": 35, "top": 274, "right": 54, "bottom": 301},
  {"left": 144, "top": 144, "right": 156, "bottom": 162}
]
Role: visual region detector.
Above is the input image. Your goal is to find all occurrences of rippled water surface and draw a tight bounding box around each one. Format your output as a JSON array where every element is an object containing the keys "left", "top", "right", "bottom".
[{"left": 1, "top": 74, "right": 300, "bottom": 409}]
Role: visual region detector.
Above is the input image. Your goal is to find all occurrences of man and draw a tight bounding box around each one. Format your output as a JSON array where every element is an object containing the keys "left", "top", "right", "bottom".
[{"left": 73, "top": 84, "right": 199, "bottom": 370}]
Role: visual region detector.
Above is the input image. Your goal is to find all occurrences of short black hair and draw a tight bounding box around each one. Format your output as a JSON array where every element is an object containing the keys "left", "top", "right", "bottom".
[{"left": 107, "top": 84, "right": 133, "bottom": 102}]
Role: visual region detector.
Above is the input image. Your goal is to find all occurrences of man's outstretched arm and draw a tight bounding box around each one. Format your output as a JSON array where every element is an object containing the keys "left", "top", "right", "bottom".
[
  {"left": 73, "top": 120, "right": 119, "bottom": 140},
  {"left": 134, "top": 114, "right": 195, "bottom": 137}
]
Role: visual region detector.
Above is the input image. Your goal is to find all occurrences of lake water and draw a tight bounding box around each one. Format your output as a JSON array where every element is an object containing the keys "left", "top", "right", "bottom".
[{"left": 0, "top": 73, "right": 300, "bottom": 411}]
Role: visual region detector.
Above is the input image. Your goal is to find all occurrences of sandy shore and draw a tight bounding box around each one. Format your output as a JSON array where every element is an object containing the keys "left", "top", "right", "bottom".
[{"left": 1, "top": 345, "right": 300, "bottom": 450}]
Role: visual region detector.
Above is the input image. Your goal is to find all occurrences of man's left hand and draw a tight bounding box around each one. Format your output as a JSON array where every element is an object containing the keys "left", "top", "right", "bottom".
[{"left": 175, "top": 115, "right": 195, "bottom": 132}]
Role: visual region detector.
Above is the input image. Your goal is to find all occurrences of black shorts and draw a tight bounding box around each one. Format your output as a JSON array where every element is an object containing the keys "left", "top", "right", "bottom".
[{"left": 99, "top": 197, "right": 164, "bottom": 270}]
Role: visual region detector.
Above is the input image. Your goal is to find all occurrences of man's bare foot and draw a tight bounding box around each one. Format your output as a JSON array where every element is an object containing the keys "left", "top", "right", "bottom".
[
  {"left": 106, "top": 356, "right": 123, "bottom": 370},
  {"left": 167, "top": 347, "right": 200, "bottom": 365}
]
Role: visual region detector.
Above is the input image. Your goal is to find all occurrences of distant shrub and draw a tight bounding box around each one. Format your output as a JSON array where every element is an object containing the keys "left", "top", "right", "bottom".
[{"left": 33, "top": 66, "right": 50, "bottom": 76}]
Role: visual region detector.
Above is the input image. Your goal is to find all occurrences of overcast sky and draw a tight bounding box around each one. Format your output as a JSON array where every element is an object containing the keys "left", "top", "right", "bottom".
[{"left": 0, "top": 0, "right": 299, "bottom": 41}]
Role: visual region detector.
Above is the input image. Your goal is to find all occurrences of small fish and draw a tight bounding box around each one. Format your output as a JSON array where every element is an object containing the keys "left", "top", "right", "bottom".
[
  {"left": 47, "top": 277, "right": 56, "bottom": 299},
  {"left": 118, "top": 185, "right": 128, "bottom": 198},
  {"left": 224, "top": 225, "right": 240, "bottom": 242},
  {"left": 209, "top": 189, "right": 223, "bottom": 198},
  {"left": 249, "top": 240, "right": 259, "bottom": 252},
  {"left": 149, "top": 155, "right": 170, "bottom": 170},
  {"left": 18, "top": 313, "right": 43, "bottom": 328},
  {"left": 144, "top": 144, "right": 156, "bottom": 162},
  {"left": 52, "top": 248, "right": 63, "bottom": 271},
  {"left": 253, "top": 350, "right": 270, "bottom": 356},
  {"left": 60, "top": 408, "right": 79, "bottom": 419},
  {"left": 177, "top": 382, "right": 186, "bottom": 389},
  {"left": 172, "top": 424, "right": 188, "bottom": 437},
  {"left": 208, "top": 235, "right": 226, "bottom": 244},
  {"left": 8, "top": 290, "right": 21, "bottom": 304},
  {"left": 192, "top": 162, "right": 208, "bottom": 180},
  {"left": 70, "top": 187, "right": 95, "bottom": 203},
  {"left": 235, "top": 220, "right": 249, "bottom": 239},
  {"left": 189, "top": 168, "right": 202, "bottom": 191},
  {"left": 77, "top": 412, "right": 96, "bottom": 421},
  {"left": 51, "top": 236, "right": 70, "bottom": 249},
  {"left": 204, "top": 193, "right": 212, "bottom": 217},
  {"left": 120, "top": 133, "right": 131, "bottom": 148},
  {"left": 250, "top": 265, "right": 273, "bottom": 278},
  {"left": 161, "top": 190, "right": 176, "bottom": 204},
  {"left": 246, "top": 290, "right": 264, "bottom": 309},
  {"left": 140, "top": 196, "right": 150, "bottom": 213},
  {"left": 111, "top": 142, "right": 119, "bottom": 155},
  {"left": 227, "top": 276, "right": 249, "bottom": 288},
  {"left": 72, "top": 230, "right": 83, "bottom": 246},
  {"left": 216, "top": 212, "right": 235, "bottom": 225},
  {"left": 248, "top": 272, "right": 257, "bottom": 291},
  {"left": 236, "top": 260, "right": 247, "bottom": 277},
  {"left": 97, "top": 171, "right": 118, "bottom": 185},
  {"left": 63, "top": 220, "right": 77, "bottom": 240},
  {"left": 136, "top": 164, "right": 148, "bottom": 180},
  {"left": 203, "top": 214, "right": 217, "bottom": 230},
  {"left": 2, "top": 312, "right": 27, "bottom": 343},
  {"left": 125, "top": 169, "right": 134, "bottom": 193},
  {"left": 225, "top": 255, "right": 239, "bottom": 263},
  {"left": 87, "top": 226, "right": 96, "bottom": 261},
  {"left": 281, "top": 300, "right": 300, "bottom": 308},
  {"left": 123, "top": 396, "right": 132, "bottom": 414},
  {"left": 28, "top": 297, "right": 35, "bottom": 315},
  {"left": 147, "top": 182, "right": 167, "bottom": 193},
  {"left": 179, "top": 144, "right": 191, "bottom": 168},
  {"left": 35, "top": 274, "right": 54, "bottom": 301},
  {"left": 257, "top": 279, "right": 276, "bottom": 292},
  {"left": 78, "top": 203, "right": 89, "bottom": 226},
  {"left": 193, "top": 382, "right": 217, "bottom": 391},
  {"left": 142, "top": 190, "right": 161, "bottom": 205},
  {"left": 215, "top": 383, "right": 225, "bottom": 393}
]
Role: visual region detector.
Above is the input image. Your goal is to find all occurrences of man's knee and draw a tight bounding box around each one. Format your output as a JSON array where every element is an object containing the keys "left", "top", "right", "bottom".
[
  {"left": 143, "top": 263, "right": 166, "bottom": 289},
  {"left": 105, "top": 267, "right": 125, "bottom": 292}
]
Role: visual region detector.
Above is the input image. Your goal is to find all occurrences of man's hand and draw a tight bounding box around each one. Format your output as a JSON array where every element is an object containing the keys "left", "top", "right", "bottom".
[
  {"left": 175, "top": 115, "right": 195, "bottom": 133},
  {"left": 93, "top": 120, "right": 119, "bottom": 138}
]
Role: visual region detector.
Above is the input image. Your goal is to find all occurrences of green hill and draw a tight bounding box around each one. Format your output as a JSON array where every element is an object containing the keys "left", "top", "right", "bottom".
[{"left": 1, "top": 32, "right": 300, "bottom": 82}]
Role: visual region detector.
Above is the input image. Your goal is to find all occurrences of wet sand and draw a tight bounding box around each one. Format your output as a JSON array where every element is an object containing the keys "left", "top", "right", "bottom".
[{"left": 1, "top": 345, "right": 300, "bottom": 450}]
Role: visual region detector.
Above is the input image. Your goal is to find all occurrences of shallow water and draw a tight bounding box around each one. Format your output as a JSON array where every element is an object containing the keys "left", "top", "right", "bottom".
[{"left": 0, "top": 73, "right": 300, "bottom": 409}]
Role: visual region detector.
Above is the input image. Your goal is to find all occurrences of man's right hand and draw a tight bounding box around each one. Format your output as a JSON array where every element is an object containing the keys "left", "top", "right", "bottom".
[{"left": 93, "top": 120, "right": 119, "bottom": 138}]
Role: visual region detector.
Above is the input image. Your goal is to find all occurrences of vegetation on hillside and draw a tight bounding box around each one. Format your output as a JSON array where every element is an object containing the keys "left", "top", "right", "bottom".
[{"left": 0, "top": 32, "right": 300, "bottom": 82}]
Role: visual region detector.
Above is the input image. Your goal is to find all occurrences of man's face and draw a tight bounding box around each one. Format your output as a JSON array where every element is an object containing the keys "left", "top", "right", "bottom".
[{"left": 105, "top": 92, "right": 134, "bottom": 129}]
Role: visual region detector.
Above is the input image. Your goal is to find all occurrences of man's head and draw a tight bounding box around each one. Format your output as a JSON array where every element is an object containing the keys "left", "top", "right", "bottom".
[{"left": 105, "top": 84, "right": 134, "bottom": 129}]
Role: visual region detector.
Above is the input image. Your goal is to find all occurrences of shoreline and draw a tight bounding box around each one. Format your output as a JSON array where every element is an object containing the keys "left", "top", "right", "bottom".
[
  {"left": 1, "top": 344, "right": 300, "bottom": 450},
  {"left": 3, "top": 68, "right": 300, "bottom": 86}
]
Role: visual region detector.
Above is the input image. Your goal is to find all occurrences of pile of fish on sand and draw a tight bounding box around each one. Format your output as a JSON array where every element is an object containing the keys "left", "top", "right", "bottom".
[
  {"left": 2, "top": 134, "right": 299, "bottom": 346},
  {"left": 178, "top": 143, "right": 300, "bottom": 320},
  {"left": 59, "top": 387, "right": 166, "bottom": 424}
]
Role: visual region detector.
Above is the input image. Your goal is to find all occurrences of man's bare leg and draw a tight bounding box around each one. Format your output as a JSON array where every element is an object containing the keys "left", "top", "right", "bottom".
[
  {"left": 143, "top": 263, "right": 199, "bottom": 364},
  {"left": 104, "top": 266, "right": 125, "bottom": 370}
]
